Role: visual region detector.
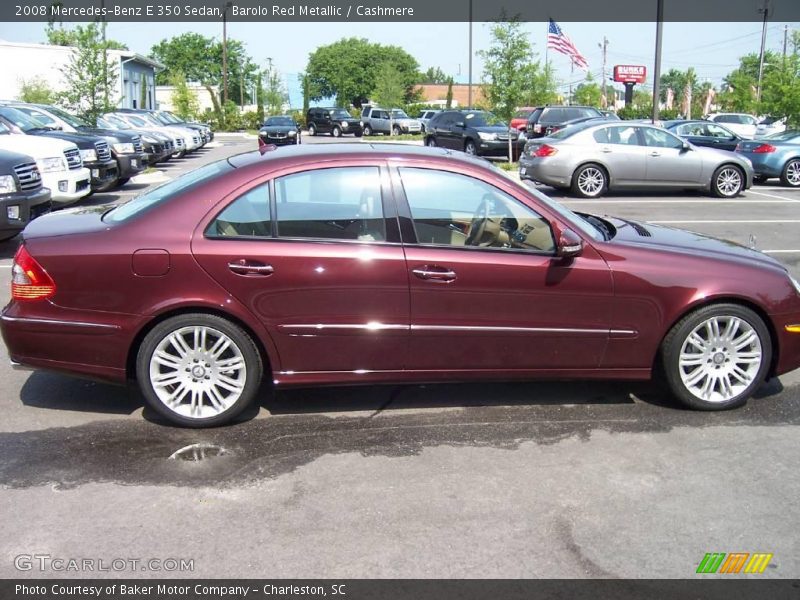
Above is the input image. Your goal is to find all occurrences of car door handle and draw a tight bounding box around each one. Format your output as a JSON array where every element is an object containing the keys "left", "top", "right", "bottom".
[
  {"left": 600, "top": 147, "right": 612, "bottom": 153},
  {"left": 412, "top": 267, "right": 457, "bottom": 282},
  {"left": 649, "top": 151, "right": 661, "bottom": 157},
  {"left": 228, "top": 261, "right": 274, "bottom": 276}
]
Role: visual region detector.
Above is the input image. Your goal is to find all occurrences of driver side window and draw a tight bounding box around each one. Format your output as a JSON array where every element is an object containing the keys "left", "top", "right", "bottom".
[{"left": 398, "top": 168, "right": 555, "bottom": 253}]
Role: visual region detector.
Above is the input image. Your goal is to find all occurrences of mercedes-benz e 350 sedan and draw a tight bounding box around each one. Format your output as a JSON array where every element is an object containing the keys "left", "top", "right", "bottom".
[{"left": 2, "top": 145, "right": 800, "bottom": 427}]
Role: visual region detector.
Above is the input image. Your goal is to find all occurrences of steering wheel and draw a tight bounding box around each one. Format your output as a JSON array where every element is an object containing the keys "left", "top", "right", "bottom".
[{"left": 465, "top": 195, "right": 495, "bottom": 246}]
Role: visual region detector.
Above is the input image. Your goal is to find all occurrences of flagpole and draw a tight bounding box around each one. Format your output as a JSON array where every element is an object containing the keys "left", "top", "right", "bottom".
[{"left": 569, "top": 59, "right": 574, "bottom": 105}]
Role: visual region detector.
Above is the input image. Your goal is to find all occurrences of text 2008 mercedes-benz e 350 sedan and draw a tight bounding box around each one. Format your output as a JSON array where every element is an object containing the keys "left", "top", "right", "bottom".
[{"left": 2, "top": 144, "right": 800, "bottom": 426}]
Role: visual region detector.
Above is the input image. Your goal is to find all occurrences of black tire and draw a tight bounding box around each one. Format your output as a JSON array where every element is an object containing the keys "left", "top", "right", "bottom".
[
  {"left": 571, "top": 163, "right": 607, "bottom": 198},
  {"left": 753, "top": 175, "right": 769, "bottom": 184},
  {"left": 464, "top": 139, "right": 477, "bottom": 155},
  {"left": 354, "top": 131, "right": 363, "bottom": 138},
  {"left": 93, "top": 178, "right": 119, "bottom": 194},
  {"left": 660, "top": 303, "right": 771, "bottom": 411},
  {"left": 308, "top": 124, "right": 317, "bottom": 136},
  {"left": 392, "top": 125, "right": 401, "bottom": 136},
  {"left": 136, "top": 313, "right": 263, "bottom": 427},
  {"left": 780, "top": 158, "right": 800, "bottom": 187},
  {"left": 363, "top": 124, "right": 373, "bottom": 136},
  {"left": 710, "top": 164, "right": 744, "bottom": 198},
  {"left": 115, "top": 177, "right": 131, "bottom": 188},
  {"left": 331, "top": 126, "right": 342, "bottom": 138},
  {"left": 425, "top": 136, "right": 437, "bottom": 147},
  {"left": 420, "top": 124, "right": 426, "bottom": 133}
]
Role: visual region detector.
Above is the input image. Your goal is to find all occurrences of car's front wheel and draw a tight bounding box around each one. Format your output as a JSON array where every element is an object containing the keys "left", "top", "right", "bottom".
[
  {"left": 136, "top": 314, "right": 263, "bottom": 427},
  {"left": 331, "top": 126, "right": 342, "bottom": 138},
  {"left": 711, "top": 165, "right": 744, "bottom": 197},
  {"left": 660, "top": 304, "right": 771, "bottom": 410},
  {"left": 571, "top": 163, "right": 607, "bottom": 198},
  {"left": 425, "top": 136, "right": 437, "bottom": 147},
  {"left": 308, "top": 124, "right": 317, "bottom": 136},
  {"left": 392, "top": 125, "right": 401, "bottom": 136},
  {"left": 363, "top": 125, "right": 373, "bottom": 136},
  {"left": 781, "top": 158, "right": 800, "bottom": 187},
  {"left": 464, "top": 140, "right": 477, "bottom": 155}
]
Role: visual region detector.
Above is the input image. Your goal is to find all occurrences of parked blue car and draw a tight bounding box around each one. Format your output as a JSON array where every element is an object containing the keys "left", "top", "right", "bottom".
[{"left": 735, "top": 130, "right": 800, "bottom": 187}]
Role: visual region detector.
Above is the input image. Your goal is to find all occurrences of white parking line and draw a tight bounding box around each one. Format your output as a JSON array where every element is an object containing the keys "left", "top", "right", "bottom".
[
  {"left": 746, "top": 190, "right": 800, "bottom": 202},
  {"left": 763, "top": 249, "right": 800, "bottom": 254},
  {"left": 649, "top": 220, "right": 800, "bottom": 224}
]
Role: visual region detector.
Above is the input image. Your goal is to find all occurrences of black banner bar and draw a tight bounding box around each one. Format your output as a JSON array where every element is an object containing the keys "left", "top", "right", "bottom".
[
  {"left": 3, "top": 580, "right": 800, "bottom": 600},
  {"left": 4, "top": 0, "right": 800, "bottom": 22}
]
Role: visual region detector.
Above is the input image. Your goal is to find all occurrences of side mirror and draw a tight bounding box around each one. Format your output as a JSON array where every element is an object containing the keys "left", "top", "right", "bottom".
[
  {"left": 681, "top": 141, "right": 691, "bottom": 151},
  {"left": 455, "top": 121, "right": 465, "bottom": 128},
  {"left": 557, "top": 228, "right": 584, "bottom": 258}
]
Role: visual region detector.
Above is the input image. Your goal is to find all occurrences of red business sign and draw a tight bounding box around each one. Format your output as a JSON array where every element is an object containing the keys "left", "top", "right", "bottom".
[{"left": 613, "top": 65, "right": 647, "bottom": 84}]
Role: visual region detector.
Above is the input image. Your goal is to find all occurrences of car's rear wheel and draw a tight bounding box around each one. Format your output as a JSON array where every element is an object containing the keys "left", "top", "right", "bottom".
[
  {"left": 392, "top": 125, "right": 401, "bottom": 136},
  {"left": 136, "top": 314, "right": 263, "bottom": 427},
  {"left": 115, "top": 177, "right": 131, "bottom": 188},
  {"left": 780, "top": 158, "right": 800, "bottom": 187},
  {"left": 464, "top": 140, "right": 477, "bottom": 155},
  {"left": 308, "top": 124, "right": 317, "bottom": 136},
  {"left": 711, "top": 165, "right": 744, "bottom": 197},
  {"left": 363, "top": 125, "right": 373, "bottom": 136},
  {"left": 571, "top": 164, "right": 607, "bottom": 198},
  {"left": 331, "top": 126, "right": 342, "bottom": 138},
  {"left": 661, "top": 304, "right": 771, "bottom": 410}
]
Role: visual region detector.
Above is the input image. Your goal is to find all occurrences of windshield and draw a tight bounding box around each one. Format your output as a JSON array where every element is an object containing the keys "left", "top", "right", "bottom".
[
  {"left": 764, "top": 130, "right": 800, "bottom": 142},
  {"left": 44, "top": 106, "right": 89, "bottom": 128},
  {"left": 548, "top": 124, "right": 589, "bottom": 140},
  {"left": 265, "top": 116, "right": 294, "bottom": 126},
  {"left": 104, "top": 115, "right": 131, "bottom": 128},
  {"left": 514, "top": 109, "right": 533, "bottom": 118},
  {"left": 464, "top": 111, "right": 506, "bottom": 128},
  {"left": 0, "top": 121, "right": 10, "bottom": 135},
  {"left": 105, "top": 160, "right": 233, "bottom": 223},
  {"left": 0, "top": 107, "right": 50, "bottom": 132},
  {"left": 391, "top": 109, "right": 409, "bottom": 118},
  {"left": 127, "top": 115, "right": 151, "bottom": 128},
  {"left": 159, "top": 112, "right": 182, "bottom": 124},
  {"left": 330, "top": 109, "right": 351, "bottom": 119}
]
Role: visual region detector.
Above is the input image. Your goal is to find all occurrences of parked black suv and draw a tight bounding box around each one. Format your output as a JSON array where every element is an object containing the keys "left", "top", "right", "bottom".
[
  {"left": 423, "top": 110, "right": 524, "bottom": 157},
  {"left": 306, "top": 107, "right": 363, "bottom": 137},
  {"left": 10, "top": 103, "right": 147, "bottom": 186},
  {"left": 0, "top": 106, "right": 118, "bottom": 192},
  {"left": 525, "top": 105, "right": 604, "bottom": 138},
  {"left": 0, "top": 149, "right": 51, "bottom": 242}
]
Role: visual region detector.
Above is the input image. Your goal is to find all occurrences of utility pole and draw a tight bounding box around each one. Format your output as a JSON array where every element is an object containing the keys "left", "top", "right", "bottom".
[
  {"left": 599, "top": 37, "right": 609, "bottom": 108},
  {"left": 239, "top": 62, "right": 244, "bottom": 111},
  {"left": 467, "top": 0, "right": 473, "bottom": 109},
  {"left": 651, "top": 0, "right": 664, "bottom": 122},
  {"left": 101, "top": 0, "right": 108, "bottom": 109},
  {"left": 756, "top": 0, "right": 769, "bottom": 105},
  {"left": 222, "top": 1, "right": 232, "bottom": 105},
  {"left": 784, "top": 25, "right": 789, "bottom": 58}
]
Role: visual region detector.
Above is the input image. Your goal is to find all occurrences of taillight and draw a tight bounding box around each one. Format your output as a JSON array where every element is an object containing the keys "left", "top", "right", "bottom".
[
  {"left": 534, "top": 144, "right": 558, "bottom": 157},
  {"left": 11, "top": 245, "right": 56, "bottom": 301},
  {"left": 753, "top": 144, "right": 776, "bottom": 153}
]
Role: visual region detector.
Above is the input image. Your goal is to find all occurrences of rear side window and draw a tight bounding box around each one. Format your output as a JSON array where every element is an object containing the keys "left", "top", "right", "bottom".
[
  {"left": 207, "top": 184, "right": 270, "bottom": 238},
  {"left": 592, "top": 128, "right": 609, "bottom": 143},
  {"left": 275, "top": 167, "right": 385, "bottom": 242}
]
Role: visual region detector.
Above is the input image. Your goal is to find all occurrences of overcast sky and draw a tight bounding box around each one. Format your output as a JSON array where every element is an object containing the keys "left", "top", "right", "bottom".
[{"left": 1, "top": 20, "right": 796, "bottom": 96}]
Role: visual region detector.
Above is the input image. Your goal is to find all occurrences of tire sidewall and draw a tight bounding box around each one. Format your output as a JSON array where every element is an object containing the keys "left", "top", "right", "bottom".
[
  {"left": 661, "top": 304, "right": 772, "bottom": 410},
  {"left": 136, "top": 314, "right": 263, "bottom": 427}
]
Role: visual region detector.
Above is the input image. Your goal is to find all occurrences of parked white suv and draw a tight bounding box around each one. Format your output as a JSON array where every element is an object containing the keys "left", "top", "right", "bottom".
[
  {"left": 0, "top": 120, "right": 89, "bottom": 205},
  {"left": 706, "top": 113, "right": 758, "bottom": 139},
  {"left": 360, "top": 106, "right": 422, "bottom": 136}
]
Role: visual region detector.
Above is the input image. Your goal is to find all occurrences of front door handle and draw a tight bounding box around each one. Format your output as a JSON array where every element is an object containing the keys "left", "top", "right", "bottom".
[
  {"left": 412, "top": 267, "right": 457, "bottom": 282},
  {"left": 649, "top": 151, "right": 661, "bottom": 157},
  {"left": 228, "top": 260, "right": 274, "bottom": 276},
  {"left": 600, "top": 147, "right": 612, "bottom": 153}
]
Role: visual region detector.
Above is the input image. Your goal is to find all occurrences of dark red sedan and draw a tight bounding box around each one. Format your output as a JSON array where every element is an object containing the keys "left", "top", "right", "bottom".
[{"left": 3, "top": 144, "right": 800, "bottom": 426}]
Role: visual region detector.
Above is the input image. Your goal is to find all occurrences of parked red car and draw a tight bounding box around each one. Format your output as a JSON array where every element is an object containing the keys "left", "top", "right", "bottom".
[
  {"left": 3, "top": 144, "right": 800, "bottom": 426},
  {"left": 510, "top": 107, "right": 536, "bottom": 132}
]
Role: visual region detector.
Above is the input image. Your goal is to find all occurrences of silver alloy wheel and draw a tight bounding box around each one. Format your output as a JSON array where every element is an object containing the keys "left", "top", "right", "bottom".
[
  {"left": 715, "top": 167, "right": 742, "bottom": 196},
  {"left": 577, "top": 167, "right": 604, "bottom": 196},
  {"left": 786, "top": 160, "right": 800, "bottom": 186},
  {"left": 678, "top": 315, "right": 763, "bottom": 403},
  {"left": 149, "top": 326, "right": 247, "bottom": 419},
  {"left": 465, "top": 142, "right": 476, "bottom": 155}
]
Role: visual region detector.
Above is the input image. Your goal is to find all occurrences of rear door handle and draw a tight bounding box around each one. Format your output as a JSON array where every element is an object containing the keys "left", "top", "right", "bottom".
[
  {"left": 600, "top": 147, "right": 612, "bottom": 153},
  {"left": 228, "top": 261, "right": 274, "bottom": 276},
  {"left": 649, "top": 151, "right": 661, "bottom": 157},
  {"left": 412, "top": 267, "right": 457, "bottom": 282}
]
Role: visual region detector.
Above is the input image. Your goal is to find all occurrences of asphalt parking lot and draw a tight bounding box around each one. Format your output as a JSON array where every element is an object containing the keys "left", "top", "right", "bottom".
[{"left": 0, "top": 134, "right": 798, "bottom": 579}]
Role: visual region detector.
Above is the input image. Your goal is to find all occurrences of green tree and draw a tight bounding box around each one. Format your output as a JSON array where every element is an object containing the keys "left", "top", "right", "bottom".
[
  {"left": 169, "top": 71, "right": 200, "bottom": 120},
  {"left": 372, "top": 65, "right": 406, "bottom": 108},
  {"left": 445, "top": 77, "right": 454, "bottom": 108},
  {"left": 263, "top": 70, "right": 288, "bottom": 115},
  {"left": 759, "top": 41, "right": 800, "bottom": 126},
  {"left": 46, "top": 22, "right": 128, "bottom": 49},
  {"left": 17, "top": 77, "right": 57, "bottom": 104},
  {"left": 525, "top": 62, "right": 558, "bottom": 106},
  {"left": 478, "top": 18, "right": 546, "bottom": 161},
  {"left": 55, "top": 23, "right": 118, "bottom": 122},
  {"left": 306, "top": 37, "right": 420, "bottom": 107},
  {"left": 150, "top": 33, "right": 257, "bottom": 115},
  {"left": 573, "top": 73, "right": 602, "bottom": 107},
  {"left": 420, "top": 66, "right": 449, "bottom": 84}
]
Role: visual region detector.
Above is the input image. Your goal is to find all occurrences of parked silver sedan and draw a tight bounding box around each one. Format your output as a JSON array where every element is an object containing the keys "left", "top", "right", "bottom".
[{"left": 519, "top": 122, "right": 754, "bottom": 198}]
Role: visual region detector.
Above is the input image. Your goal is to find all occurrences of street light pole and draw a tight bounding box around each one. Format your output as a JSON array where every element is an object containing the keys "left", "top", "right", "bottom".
[
  {"left": 222, "top": 1, "right": 232, "bottom": 105},
  {"left": 651, "top": 0, "right": 664, "bottom": 122},
  {"left": 599, "top": 37, "right": 608, "bottom": 108},
  {"left": 467, "top": 0, "right": 473, "bottom": 109},
  {"left": 756, "top": 1, "right": 770, "bottom": 105}
]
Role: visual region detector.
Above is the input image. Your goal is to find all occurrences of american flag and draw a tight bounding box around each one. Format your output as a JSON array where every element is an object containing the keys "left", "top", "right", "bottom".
[{"left": 548, "top": 19, "right": 589, "bottom": 71}]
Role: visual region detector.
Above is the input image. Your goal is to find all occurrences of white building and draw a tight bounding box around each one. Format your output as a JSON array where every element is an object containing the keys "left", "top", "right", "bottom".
[
  {"left": 0, "top": 40, "right": 164, "bottom": 109},
  {"left": 155, "top": 83, "right": 219, "bottom": 114}
]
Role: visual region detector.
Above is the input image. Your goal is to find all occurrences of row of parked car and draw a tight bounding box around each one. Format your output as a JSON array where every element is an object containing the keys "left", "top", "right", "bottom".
[{"left": 0, "top": 104, "right": 213, "bottom": 242}]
